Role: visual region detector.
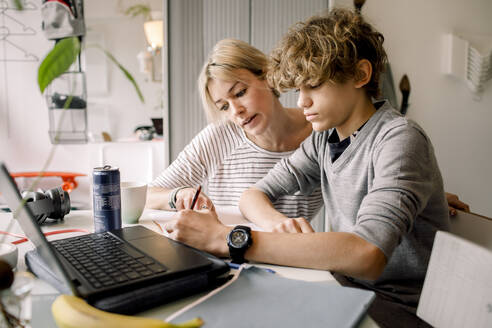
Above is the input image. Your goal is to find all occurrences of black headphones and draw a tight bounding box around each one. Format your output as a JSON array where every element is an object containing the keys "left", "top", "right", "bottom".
[{"left": 21, "top": 187, "right": 71, "bottom": 224}]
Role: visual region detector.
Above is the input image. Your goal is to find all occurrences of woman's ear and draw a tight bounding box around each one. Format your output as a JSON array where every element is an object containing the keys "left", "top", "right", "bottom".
[{"left": 354, "top": 59, "right": 372, "bottom": 89}]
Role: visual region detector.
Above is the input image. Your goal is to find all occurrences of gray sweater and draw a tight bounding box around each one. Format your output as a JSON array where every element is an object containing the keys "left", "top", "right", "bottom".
[{"left": 256, "top": 101, "right": 450, "bottom": 303}]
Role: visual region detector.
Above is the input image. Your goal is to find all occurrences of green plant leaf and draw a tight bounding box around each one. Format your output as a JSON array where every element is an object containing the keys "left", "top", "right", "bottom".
[
  {"left": 90, "top": 44, "right": 145, "bottom": 103},
  {"left": 13, "top": 0, "right": 23, "bottom": 10},
  {"left": 38, "top": 37, "right": 81, "bottom": 93},
  {"left": 124, "top": 4, "right": 151, "bottom": 21}
]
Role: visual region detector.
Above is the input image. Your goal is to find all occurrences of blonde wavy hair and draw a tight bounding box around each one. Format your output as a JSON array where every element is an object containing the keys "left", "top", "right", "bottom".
[
  {"left": 268, "top": 8, "right": 387, "bottom": 99},
  {"left": 199, "top": 38, "right": 279, "bottom": 123}
]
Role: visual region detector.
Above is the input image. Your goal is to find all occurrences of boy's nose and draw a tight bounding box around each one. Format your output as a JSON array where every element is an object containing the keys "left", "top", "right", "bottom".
[{"left": 297, "top": 92, "right": 313, "bottom": 109}]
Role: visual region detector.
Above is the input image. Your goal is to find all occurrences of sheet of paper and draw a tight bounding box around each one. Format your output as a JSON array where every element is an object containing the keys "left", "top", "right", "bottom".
[
  {"left": 139, "top": 206, "right": 262, "bottom": 234},
  {"left": 417, "top": 231, "right": 492, "bottom": 328}
]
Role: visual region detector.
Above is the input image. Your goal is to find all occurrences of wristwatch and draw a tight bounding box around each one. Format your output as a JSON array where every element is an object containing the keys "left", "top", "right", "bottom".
[{"left": 227, "top": 225, "right": 252, "bottom": 264}]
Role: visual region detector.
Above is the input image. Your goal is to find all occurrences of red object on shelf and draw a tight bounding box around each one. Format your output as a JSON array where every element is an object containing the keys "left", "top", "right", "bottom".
[{"left": 10, "top": 172, "right": 86, "bottom": 193}]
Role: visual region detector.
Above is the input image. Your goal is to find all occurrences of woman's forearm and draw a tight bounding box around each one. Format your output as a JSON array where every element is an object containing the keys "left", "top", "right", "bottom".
[{"left": 146, "top": 186, "right": 173, "bottom": 210}]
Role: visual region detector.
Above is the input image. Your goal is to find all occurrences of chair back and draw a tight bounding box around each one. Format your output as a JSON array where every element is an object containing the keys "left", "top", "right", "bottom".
[{"left": 449, "top": 210, "right": 492, "bottom": 250}]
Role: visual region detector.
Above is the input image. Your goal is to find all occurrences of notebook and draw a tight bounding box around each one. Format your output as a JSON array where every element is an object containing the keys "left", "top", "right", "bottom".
[
  {"left": 0, "top": 162, "right": 229, "bottom": 314},
  {"left": 170, "top": 266, "right": 375, "bottom": 328}
]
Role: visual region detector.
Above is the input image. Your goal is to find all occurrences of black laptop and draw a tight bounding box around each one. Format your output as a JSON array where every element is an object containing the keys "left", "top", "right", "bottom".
[{"left": 0, "top": 163, "right": 229, "bottom": 314}]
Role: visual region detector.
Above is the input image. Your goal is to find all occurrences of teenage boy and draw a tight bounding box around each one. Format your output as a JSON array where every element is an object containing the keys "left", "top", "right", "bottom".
[
  {"left": 239, "top": 8, "right": 450, "bottom": 326},
  {"left": 164, "top": 8, "right": 449, "bottom": 327}
]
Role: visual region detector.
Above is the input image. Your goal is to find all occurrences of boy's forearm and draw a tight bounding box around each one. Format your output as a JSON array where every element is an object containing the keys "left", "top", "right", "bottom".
[
  {"left": 146, "top": 186, "right": 173, "bottom": 210},
  {"left": 246, "top": 231, "right": 387, "bottom": 281},
  {"left": 239, "top": 188, "right": 289, "bottom": 231}
]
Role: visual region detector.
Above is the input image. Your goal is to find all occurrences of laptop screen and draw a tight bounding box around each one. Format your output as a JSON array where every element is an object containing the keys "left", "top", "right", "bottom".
[{"left": 0, "top": 162, "right": 76, "bottom": 295}]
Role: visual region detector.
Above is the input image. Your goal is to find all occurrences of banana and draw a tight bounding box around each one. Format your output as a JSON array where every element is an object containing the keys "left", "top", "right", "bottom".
[{"left": 51, "top": 294, "right": 204, "bottom": 328}]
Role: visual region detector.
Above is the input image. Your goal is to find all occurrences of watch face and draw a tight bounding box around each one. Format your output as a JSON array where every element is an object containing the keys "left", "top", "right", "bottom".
[{"left": 230, "top": 230, "right": 247, "bottom": 248}]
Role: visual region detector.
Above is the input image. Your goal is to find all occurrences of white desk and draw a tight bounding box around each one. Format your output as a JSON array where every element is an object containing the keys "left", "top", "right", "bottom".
[{"left": 0, "top": 209, "right": 377, "bottom": 327}]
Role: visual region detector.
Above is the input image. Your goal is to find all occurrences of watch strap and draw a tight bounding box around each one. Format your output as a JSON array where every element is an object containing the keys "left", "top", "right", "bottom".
[{"left": 168, "top": 186, "right": 190, "bottom": 209}]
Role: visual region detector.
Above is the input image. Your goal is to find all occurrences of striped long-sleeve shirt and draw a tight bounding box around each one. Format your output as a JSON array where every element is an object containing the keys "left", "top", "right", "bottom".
[{"left": 151, "top": 121, "right": 323, "bottom": 221}]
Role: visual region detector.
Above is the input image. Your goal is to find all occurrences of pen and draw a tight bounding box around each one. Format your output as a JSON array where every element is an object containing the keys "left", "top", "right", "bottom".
[{"left": 190, "top": 185, "right": 202, "bottom": 210}]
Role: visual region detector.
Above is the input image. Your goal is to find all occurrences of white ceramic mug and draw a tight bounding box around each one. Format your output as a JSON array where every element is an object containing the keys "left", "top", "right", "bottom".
[
  {"left": 121, "top": 182, "right": 148, "bottom": 224},
  {"left": 0, "top": 243, "right": 18, "bottom": 269}
]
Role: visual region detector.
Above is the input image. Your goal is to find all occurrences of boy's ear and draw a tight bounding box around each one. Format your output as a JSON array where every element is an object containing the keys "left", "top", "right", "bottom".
[{"left": 354, "top": 59, "right": 372, "bottom": 89}]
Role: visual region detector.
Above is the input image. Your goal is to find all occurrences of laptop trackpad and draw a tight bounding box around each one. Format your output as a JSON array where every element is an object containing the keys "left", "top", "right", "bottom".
[{"left": 129, "top": 235, "right": 212, "bottom": 273}]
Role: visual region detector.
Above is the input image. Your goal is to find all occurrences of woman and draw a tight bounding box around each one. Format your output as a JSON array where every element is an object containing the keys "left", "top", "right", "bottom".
[{"left": 147, "top": 39, "right": 324, "bottom": 223}]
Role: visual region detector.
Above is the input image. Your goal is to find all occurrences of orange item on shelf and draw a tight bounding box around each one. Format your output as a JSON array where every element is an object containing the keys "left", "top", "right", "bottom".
[{"left": 10, "top": 172, "right": 86, "bottom": 193}]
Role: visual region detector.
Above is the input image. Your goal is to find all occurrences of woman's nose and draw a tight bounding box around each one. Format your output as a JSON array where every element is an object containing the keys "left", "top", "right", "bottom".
[
  {"left": 297, "top": 91, "right": 313, "bottom": 109},
  {"left": 230, "top": 100, "right": 245, "bottom": 116}
]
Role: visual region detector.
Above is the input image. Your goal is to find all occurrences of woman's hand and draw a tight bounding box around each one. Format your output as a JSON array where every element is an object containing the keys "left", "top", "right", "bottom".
[
  {"left": 175, "top": 187, "right": 214, "bottom": 211},
  {"left": 445, "top": 192, "right": 470, "bottom": 216},
  {"left": 272, "top": 217, "right": 315, "bottom": 233},
  {"left": 163, "top": 208, "right": 230, "bottom": 257}
]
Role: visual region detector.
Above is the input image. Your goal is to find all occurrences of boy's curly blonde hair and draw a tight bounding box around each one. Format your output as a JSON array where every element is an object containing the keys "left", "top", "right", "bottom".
[{"left": 268, "top": 8, "right": 387, "bottom": 99}]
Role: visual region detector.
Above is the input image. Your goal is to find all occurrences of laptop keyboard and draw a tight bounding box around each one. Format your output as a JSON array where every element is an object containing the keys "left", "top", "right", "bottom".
[{"left": 51, "top": 232, "right": 167, "bottom": 289}]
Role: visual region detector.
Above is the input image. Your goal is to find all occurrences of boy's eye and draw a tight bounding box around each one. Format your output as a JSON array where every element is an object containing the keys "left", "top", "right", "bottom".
[
  {"left": 294, "top": 88, "right": 300, "bottom": 93},
  {"left": 235, "top": 88, "right": 246, "bottom": 97},
  {"left": 219, "top": 103, "right": 229, "bottom": 111},
  {"left": 308, "top": 83, "right": 321, "bottom": 89}
]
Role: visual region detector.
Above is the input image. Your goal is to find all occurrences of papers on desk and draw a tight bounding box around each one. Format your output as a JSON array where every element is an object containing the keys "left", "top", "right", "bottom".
[
  {"left": 168, "top": 266, "right": 374, "bottom": 328},
  {"left": 142, "top": 206, "right": 263, "bottom": 232}
]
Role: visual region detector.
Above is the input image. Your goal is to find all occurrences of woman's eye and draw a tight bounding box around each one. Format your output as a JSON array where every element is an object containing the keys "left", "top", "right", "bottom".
[
  {"left": 308, "top": 83, "right": 321, "bottom": 89},
  {"left": 235, "top": 89, "right": 246, "bottom": 97},
  {"left": 294, "top": 88, "right": 300, "bottom": 93},
  {"left": 220, "top": 103, "right": 229, "bottom": 111}
]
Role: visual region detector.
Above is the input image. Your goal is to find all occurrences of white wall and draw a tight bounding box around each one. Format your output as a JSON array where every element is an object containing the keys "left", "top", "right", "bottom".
[
  {"left": 333, "top": 0, "right": 492, "bottom": 216},
  {"left": 84, "top": 0, "right": 163, "bottom": 141},
  {"left": 0, "top": 0, "right": 163, "bottom": 208},
  {"left": 0, "top": 3, "right": 91, "bottom": 204}
]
